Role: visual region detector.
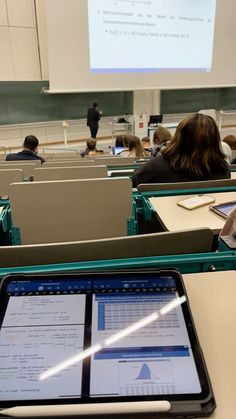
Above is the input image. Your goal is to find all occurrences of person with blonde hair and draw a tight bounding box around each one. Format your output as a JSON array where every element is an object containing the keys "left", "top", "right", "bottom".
[{"left": 132, "top": 113, "right": 230, "bottom": 187}]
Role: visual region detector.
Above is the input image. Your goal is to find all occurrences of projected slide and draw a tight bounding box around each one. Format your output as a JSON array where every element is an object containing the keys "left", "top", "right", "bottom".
[
  {"left": 90, "top": 292, "right": 201, "bottom": 396},
  {"left": 88, "top": 0, "right": 216, "bottom": 72}
]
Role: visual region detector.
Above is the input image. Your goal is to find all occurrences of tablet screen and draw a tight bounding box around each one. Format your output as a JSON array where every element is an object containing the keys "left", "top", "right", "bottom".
[
  {"left": 211, "top": 201, "right": 236, "bottom": 217},
  {"left": 0, "top": 271, "right": 211, "bottom": 407},
  {"left": 90, "top": 278, "right": 201, "bottom": 397},
  {"left": 0, "top": 279, "right": 89, "bottom": 401}
]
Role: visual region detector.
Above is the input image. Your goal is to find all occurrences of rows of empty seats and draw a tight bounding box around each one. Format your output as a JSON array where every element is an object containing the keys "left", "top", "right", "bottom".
[{"left": 0, "top": 158, "right": 236, "bottom": 268}]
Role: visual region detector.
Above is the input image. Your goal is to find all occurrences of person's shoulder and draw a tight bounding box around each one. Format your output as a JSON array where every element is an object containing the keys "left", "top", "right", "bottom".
[
  {"left": 6, "top": 154, "right": 13, "bottom": 161},
  {"left": 6, "top": 152, "right": 21, "bottom": 161},
  {"left": 148, "top": 154, "right": 168, "bottom": 166}
]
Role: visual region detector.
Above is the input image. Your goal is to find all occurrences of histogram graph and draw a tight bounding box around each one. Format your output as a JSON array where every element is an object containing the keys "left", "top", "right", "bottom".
[
  {"left": 118, "top": 359, "right": 174, "bottom": 395},
  {"left": 136, "top": 363, "right": 153, "bottom": 380}
]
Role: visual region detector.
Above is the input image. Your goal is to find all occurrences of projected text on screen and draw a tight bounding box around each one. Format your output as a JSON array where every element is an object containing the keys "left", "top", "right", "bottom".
[{"left": 88, "top": 0, "right": 216, "bottom": 73}]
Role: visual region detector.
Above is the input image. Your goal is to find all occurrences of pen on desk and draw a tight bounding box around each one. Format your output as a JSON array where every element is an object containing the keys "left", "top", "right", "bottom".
[{"left": 0, "top": 400, "right": 171, "bottom": 417}]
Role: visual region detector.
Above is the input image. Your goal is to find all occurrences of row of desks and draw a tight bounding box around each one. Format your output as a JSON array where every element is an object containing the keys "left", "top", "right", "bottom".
[{"left": 1, "top": 184, "right": 236, "bottom": 245}]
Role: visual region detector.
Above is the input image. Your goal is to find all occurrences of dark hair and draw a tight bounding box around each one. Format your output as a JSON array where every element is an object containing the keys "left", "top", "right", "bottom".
[
  {"left": 93, "top": 102, "right": 98, "bottom": 107},
  {"left": 86, "top": 139, "right": 97, "bottom": 151},
  {"left": 115, "top": 135, "right": 125, "bottom": 147},
  {"left": 123, "top": 134, "right": 133, "bottom": 148},
  {"left": 223, "top": 135, "right": 236, "bottom": 150},
  {"left": 23, "top": 135, "right": 39, "bottom": 151},
  {"left": 162, "top": 113, "right": 228, "bottom": 178}
]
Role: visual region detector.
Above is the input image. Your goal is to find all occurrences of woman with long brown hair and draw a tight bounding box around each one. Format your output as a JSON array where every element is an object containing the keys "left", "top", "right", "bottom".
[
  {"left": 132, "top": 113, "right": 230, "bottom": 187},
  {"left": 120, "top": 135, "right": 148, "bottom": 158}
]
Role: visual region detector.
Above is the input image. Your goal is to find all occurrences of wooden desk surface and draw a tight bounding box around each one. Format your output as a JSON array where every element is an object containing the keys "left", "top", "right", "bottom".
[
  {"left": 149, "top": 191, "right": 236, "bottom": 233},
  {"left": 183, "top": 270, "right": 236, "bottom": 419}
]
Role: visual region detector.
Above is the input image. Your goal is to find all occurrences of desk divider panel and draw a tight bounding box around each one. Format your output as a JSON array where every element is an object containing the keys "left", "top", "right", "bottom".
[
  {"left": 40, "top": 154, "right": 82, "bottom": 161},
  {"left": 9, "top": 178, "right": 132, "bottom": 244},
  {"left": 34, "top": 166, "right": 108, "bottom": 181},
  {"left": 91, "top": 157, "right": 136, "bottom": 165},
  {"left": 0, "top": 169, "right": 23, "bottom": 196},
  {"left": 43, "top": 160, "right": 96, "bottom": 167},
  {"left": 42, "top": 153, "right": 83, "bottom": 160},
  {"left": 0, "top": 228, "right": 213, "bottom": 268},
  {"left": 0, "top": 163, "right": 36, "bottom": 179},
  {"left": 0, "top": 160, "right": 41, "bottom": 167},
  {"left": 137, "top": 178, "right": 236, "bottom": 192}
]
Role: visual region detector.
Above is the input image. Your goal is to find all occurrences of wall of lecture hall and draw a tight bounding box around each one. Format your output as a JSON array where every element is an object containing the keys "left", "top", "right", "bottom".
[{"left": 0, "top": 0, "right": 40, "bottom": 81}]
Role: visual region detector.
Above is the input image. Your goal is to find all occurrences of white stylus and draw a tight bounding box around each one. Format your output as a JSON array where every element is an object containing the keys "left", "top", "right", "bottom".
[{"left": 0, "top": 400, "right": 171, "bottom": 417}]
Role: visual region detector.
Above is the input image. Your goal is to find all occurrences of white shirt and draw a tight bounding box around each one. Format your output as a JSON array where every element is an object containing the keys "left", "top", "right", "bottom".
[{"left": 221, "top": 141, "right": 232, "bottom": 164}]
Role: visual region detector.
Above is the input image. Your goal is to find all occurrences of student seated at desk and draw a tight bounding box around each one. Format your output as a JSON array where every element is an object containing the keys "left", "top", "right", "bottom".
[
  {"left": 223, "top": 135, "right": 236, "bottom": 164},
  {"left": 223, "top": 134, "right": 236, "bottom": 151},
  {"left": 221, "top": 140, "right": 232, "bottom": 164},
  {"left": 115, "top": 135, "right": 125, "bottom": 148},
  {"left": 152, "top": 126, "right": 172, "bottom": 157},
  {"left": 111, "top": 134, "right": 125, "bottom": 155},
  {"left": 80, "top": 139, "right": 104, "bottom": 157},
  {"left": 119, "top": 135, "right": 149, "bottom": 158},
  {"left": 141, "top": 136, "right": 152, "bottom": 157},
  {"left": 132, "top": 113, "right": 230, "bottom": 187},
  {"left": 6, "top": 135, "right": 45, "bottom": 164},
  {"left": 116, "top": 134, "right": 132, "bottom": 156}
]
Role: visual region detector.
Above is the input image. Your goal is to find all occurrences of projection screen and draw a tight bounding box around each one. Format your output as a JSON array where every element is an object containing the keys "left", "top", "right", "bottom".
[{"left": 44, "top": 0, "right": 236, "bottom": 92}]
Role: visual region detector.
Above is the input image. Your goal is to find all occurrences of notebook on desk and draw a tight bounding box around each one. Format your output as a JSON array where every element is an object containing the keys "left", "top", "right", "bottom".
[{"left": 0, "top": 270, "right": 215, "bottom": 417}]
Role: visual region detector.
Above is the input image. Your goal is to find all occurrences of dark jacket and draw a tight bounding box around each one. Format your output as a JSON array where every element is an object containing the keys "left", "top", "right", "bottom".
[
  {"left": 132, "top": 154, "right": 230, "bottom": 187},
  {"left": 6, "top": 150, "right": 45, "bottom": 164},
  {"left": 87, "top": 106, "right": 100, "bottom": 129}
]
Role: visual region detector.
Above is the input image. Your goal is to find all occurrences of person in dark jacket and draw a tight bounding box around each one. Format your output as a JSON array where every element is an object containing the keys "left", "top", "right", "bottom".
[
  {"left": 132, "top": 113, "right": 230, "bottom": 187},
  {"left": 87, "top": 102, "right": 101, "bottom": 139},
  {"left": 6, "top": 135, "right": 45, "bottom": 164}
]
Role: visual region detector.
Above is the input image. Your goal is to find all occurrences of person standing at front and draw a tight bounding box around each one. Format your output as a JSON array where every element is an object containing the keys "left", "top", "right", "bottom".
[{"left": 87, "top": 102, "right": 101, "bottom": 139}]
